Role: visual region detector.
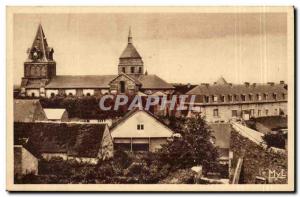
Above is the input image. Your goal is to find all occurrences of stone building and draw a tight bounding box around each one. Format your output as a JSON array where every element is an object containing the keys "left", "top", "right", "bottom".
[
  {"left": 186, "top": 77, "right": 288, "bottom": 123},
  {"left": 14, "top": 99, "right": 47, "bottom": 122},
  {"left": 20, "top": 25, "right": 174, "bottom": 98}
]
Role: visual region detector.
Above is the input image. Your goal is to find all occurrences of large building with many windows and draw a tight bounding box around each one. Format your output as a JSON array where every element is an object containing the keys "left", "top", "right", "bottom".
[
  {"left": 20, "top": 25, "right": 174, "bottom": 98},
  {"left": 186, "top": 77, "right": 287, "bottom": 122}
]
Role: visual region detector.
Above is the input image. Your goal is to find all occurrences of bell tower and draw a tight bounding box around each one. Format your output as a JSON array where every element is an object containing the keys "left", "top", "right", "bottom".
[
  {"left": 118, "top": 27, "right": 144, "bottom": 77},
  {"left": 20, "top": 24, "right": 56, "bottom": 97},
  {"left": 23, "top": 24, "right": 56, "bottom": 79}
]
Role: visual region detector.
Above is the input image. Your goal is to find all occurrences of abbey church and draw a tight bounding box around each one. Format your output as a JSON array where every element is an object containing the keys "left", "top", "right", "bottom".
[{"left": 20, "top": 24, "right": 174, "bottom": 98}]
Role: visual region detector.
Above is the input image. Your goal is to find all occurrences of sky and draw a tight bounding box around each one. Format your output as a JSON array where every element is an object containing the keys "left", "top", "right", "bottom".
[{"left": 13, "top": 12, "right": 288, "bottom": 85}]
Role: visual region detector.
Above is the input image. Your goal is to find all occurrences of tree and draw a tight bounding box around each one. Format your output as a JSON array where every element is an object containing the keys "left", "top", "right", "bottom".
[{"left": 156, "top": 114, "right": 220, "bottom": 174}]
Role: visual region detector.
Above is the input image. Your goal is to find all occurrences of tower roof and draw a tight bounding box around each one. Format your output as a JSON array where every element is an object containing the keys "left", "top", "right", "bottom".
[
  {"left": 215, "top": 76, "right": 228, "bottom": 85},
  {"left": 28, "top": 24, "right": 54, "bottom": 62},
  {"left": 119, "top": 27, "right": 142, "bottom": 59}
]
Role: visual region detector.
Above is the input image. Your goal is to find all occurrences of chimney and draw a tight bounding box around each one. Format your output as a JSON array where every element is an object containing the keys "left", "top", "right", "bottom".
[
  {"left": 187, "top": 83, "right": 191, "bottom": 89},
  {"left": 244, "top": 82, "right": 250, "bottom": 87},
  {"left": 267, "top": 82, "right": 275, "bottom": 86},
  {"left": 280, "top": 80, "right": 285, "bottom": 85},
  {"left": 201, "top": 83, "right": 209, "bottom": 87}
]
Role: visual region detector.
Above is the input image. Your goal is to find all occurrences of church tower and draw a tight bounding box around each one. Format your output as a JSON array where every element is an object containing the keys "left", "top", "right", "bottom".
[
  {"left": 20, "top": 24, "right": 56, "bottom": 97},
  {"left": 118, "top": 27, "right": 144, "bottom": 77}
]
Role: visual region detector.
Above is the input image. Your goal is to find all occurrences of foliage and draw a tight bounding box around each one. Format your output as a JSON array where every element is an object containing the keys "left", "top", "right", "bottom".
[
  {"left": 230, "top": 130, "right": 287, "bottom": 184},
  {"left": 263, "top": 132, "right": 286, "bottom": 149},
  {"left": 155, "top": 114, "right": 220, "bottom": 174}
]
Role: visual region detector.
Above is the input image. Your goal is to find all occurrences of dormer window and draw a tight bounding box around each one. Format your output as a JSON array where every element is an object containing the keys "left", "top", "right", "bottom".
[
  {"left": 273, "top": 93, "right": 277, "bottom": 100},
  {"left": 213, "top": 96, "right": 218, "bottom": 102},
  {"left": 220, "top": 95, "right": 225, "bottom": 102},
  {"left": 241, "top": 95, "right": 246, "bottom": 101},
  {"left": 137, "top": 124, "right": 144, "bottom": 130},
  {"left": 263, "top": 93, "right": 268, "bottom": 100},
  {"left": 204, "top": 95, "right": 209, "bottom": 103},
  {"left": 131, "top": 67, "right": 135, "bottom": 73},
  {"left": 249, "top": 94, "right": 253, "bottom": 101},
  {"left": 138, "top": 67, "right": 142, "bottom": 73},
  {"left": 122, "top": 67, "right": 126, "bottom": 73}
]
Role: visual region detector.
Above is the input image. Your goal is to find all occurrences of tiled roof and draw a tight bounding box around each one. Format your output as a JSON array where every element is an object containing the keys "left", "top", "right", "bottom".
[
  {"left": 14, "top": 99, "right": 47, "bottom": 122},
  {"left": 46, "top": 75, "right": 116, "bottom": 89},
  {"left": 14, "top": 122, "right": 108, "bottom": 158},
  {"left": 137, "top": 74, "right": 175, "bottom": 89}
]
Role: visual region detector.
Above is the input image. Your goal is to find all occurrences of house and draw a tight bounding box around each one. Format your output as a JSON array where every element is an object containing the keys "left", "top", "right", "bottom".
[
  {"left": 14, "top": 99, "right": 47, "bottom": 122},
  {"left": 19, "top": 24, "right": 174, "bottom": 98},
  {"left": 246, "top": 115, "right": 288, "bottom": 134},
  {"left": 110, "top": 109, "right": 174, "bottom": 152},
  {"left": 14, "top": 144, "right": 39, "bottom": 176},
  {"left": 187, "top": 77, "right": 287, "bottom": 123},
  {"left": 43, "top": 108, "right": 69, "bottom": 122},
  {"left": 14, "top": 122, "right": 113, "bottom": 164}
]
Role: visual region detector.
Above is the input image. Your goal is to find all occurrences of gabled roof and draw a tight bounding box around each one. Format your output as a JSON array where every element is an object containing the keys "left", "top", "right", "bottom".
[
  {"left": 215, "top": 76, "right": 228, "bottom": 85},
  {"left": 109, "top": 73, "right": 142, "bottom": 86},
  {"left": 14, "top": 122, "right": 109, "bottom": 158},
  {"left": 44, "top": 108, "right": 66, "bottom": 120},
  {"left": 137, "top": 74, "right": 175, "bottom": 89},
  {"left": 14, "top": 99, "right": 47, "bottom": 122},
  {"left": 110, "top": 109, "right": 174, "bottom": 138},
  {"left": 46, "top": 75, "right": 116, "bottom": 89}
]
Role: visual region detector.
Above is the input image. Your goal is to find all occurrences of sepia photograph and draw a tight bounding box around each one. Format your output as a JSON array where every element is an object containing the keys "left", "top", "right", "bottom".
[{"left": 6, "top": 6, "right": 294, "bottom": 192}]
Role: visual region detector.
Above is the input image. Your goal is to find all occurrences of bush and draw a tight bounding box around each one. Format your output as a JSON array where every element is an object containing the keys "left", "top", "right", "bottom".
[{"left": 263, "top": 132, "right": 286, "bottom": 149}]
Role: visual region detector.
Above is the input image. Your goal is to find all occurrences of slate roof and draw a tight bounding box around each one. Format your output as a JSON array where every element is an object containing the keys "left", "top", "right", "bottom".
[
  {"left": 14, "top": 99, "right": 47, "bottom": 122},
  {"left": 187, "top": 83, "right": 287, "bottom": 96},
  {"left": 120, "top": 43, "right": 142, "bottom": 59},
  {"left": 14, "top": 122, "right": 108, "bottom": 158},
  {"left": 46, "top": 75, "right": 115, "bottom": 89},
  {"left": 137, "top": 75, "right": 174, "bottom": 90},
  {"left": 44, "top": 74, "right": 174, "bottom": 90}
]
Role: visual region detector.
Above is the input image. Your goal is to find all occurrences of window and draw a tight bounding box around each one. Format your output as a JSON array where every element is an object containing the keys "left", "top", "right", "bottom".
[
  {"left": 232, "top": 110, "right": 237, "bottom": 117},
  {"left": 265, "top": 109, "right": 269, "bottom": 116},
  {"left": 249, "top": 94, "right": 253, "bottom": 101},
  {"left": 50, "top": 93, "right": 55, "bottom": 97},
  {"left": 138, "top": 67, "right": 142, "bottom": 73},
  {"left": 68, "top": 92, "right": 73, "bottom": 96},
  {"left": 137, "top": 124, "right": 144, "bottom": 130},
  {"left": 273, "top": 93, "right": 277, "bottom": 100},
  {"left": 86, "top": 93, "right": 91, "bottom": 96},
  {"left": 282, "top": 93, "right": 286, "bottom": 100},
  {"left": 204, "top": 96, "right": 209, "bottom": 103},
  {"left": 122, "top": 67, "right": 126, "bottom": 73},
  {"left": 241, "top": 95, "right": 246, "bottom": 101},
  {"left": 120, "top": 81, "right": 125, "bottom": 93},
  {"left": 220, "top": 95, "right": 225, "bottom": 102},
  {"left": 31, "top": 92, "right": 35, "bottom": 97},
  {"left": 263, "top": 93, "right": 268, "bottom": 100},
  {"left": 213, "top": 109, "right": 219, "bottom": 117},
  {"left": 258, "top": 110, "right": 261, "bottom": 117},
  {"left": 234, "top": 95, "right": 238, "bottom": 101},
  {"left": 213, "top": 96, "right": 218, "bottom": 102},
  {"left": 250, "top": 109, "right": 255, "bottom": 116},
  {"left": 131, "top": 67, "right": 135, "bottom": 73},
  {"left": 228, "top": 95, "right": 233, "bottom": 102}
]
